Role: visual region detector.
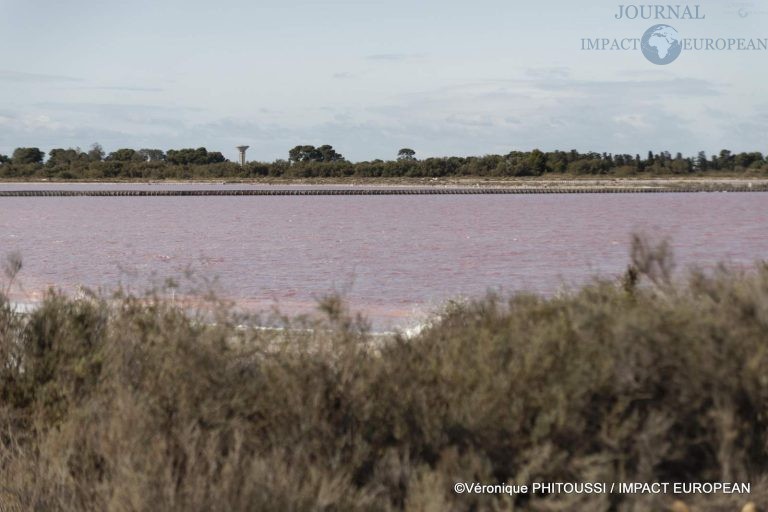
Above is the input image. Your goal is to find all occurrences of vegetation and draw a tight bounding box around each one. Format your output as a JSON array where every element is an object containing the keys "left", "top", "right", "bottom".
[
  {"left": 166, "top": 148, "right": 226, "bottom": 165},
  {"left": 397, "top": 148, "right": 417, "bottom": 162},
  {"left": 10, "top": 147, "right": 45, "bottom": 165},
  {"left": 288, "top": 144, "right": 345, "bottom": 164},
  {"left": 0, "top": 239, "right": 766, "bottom": 511},
  {"left": 0, "top": 145, "right": 767, "bottom": 181}
]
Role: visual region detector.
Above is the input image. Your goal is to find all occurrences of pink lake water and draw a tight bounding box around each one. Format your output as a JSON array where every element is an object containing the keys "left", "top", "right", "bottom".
[{"left": 1, "top": 186, "right": 767, "bottom": 329}]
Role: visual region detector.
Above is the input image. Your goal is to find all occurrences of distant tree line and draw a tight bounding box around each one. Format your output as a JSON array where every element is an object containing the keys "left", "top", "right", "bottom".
[{"left": 0, "top": 144, "right": 766, "bottom": 180}]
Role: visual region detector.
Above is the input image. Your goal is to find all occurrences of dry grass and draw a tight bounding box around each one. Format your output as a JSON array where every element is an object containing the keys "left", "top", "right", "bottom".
[{"left": 0, "top": 238, "right": 766, "bottom": 511}]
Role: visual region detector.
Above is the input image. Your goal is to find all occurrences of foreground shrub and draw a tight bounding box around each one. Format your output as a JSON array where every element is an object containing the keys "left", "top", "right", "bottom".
[{"left": 0, "top": 242, "right": 766, "bottom": 511}]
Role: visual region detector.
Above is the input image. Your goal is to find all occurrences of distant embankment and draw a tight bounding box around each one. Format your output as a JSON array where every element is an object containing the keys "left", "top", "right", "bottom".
[{"left": 1, "top": 186, "right": 767, "bottom": 197}]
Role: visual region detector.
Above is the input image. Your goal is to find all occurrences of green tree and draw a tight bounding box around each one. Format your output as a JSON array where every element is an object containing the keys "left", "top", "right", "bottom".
[
  {"left": 733, "top": 152, "right": 762, "bottom": 169},
  {"left": 12, "top": 147, "right": 45, "bottom": 165},
  {"left": 316, "top": 145, "right": 344, "bottom": 162},
  {"left": 166, "top": 147, "right": 225, "bottom": 165},
  {"left": 397, "top": 148, "right": 416, "bottom": 161},
  {"left": 695, "top": 151, "right": 708, "bottom": 171},
  {"left": 0, "top": 154, "right": 9, "bottom": 164},
  {"left": 47, "top": 148, "right": 86, "bottom": 167},
  {"left": 669, "top": 158, "right": 692, "bottom": 174},
  {"left": 288, "top": 145, "right": 344, "bottom": 163},
  {"left": 106, "top": 148, "right": 145, "bottom": 162},
  {"left": 718, "top": 149, "right": 733, "bottom": 169},
  {"left": 88, "top": 143, "right": 105, "bottom": 162},
  {"left": 207, "top": 151, "right": 226, "bottom": 164},
  {"left": 527, "top": 149, "right": 547, "bottom": 175},
  {"left": 289, "top": 145, "right": 315, "bottom": 163}
]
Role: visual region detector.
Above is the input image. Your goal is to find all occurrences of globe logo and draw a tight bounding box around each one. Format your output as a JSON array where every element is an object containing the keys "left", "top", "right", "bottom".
[{"left": 641, "top": 24, "right": 683, "bottom": 65}]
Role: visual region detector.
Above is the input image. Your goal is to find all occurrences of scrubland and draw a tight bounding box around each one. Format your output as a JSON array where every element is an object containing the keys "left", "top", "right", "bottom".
[{"left": 0, "top": 238, "right": 766, "bottom": 511}]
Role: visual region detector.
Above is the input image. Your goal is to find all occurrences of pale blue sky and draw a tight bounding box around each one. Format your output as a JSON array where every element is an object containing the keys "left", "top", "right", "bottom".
[{"left": 1, "top": 0, "right": 766, "bottom": 161}]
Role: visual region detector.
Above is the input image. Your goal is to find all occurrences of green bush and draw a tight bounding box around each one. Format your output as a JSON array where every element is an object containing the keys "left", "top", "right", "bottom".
[{"left": 0, "top": 240, "right": 766, "bottom": 511}]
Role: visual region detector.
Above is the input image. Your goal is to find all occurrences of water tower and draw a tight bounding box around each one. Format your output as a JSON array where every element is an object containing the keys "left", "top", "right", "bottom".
[{"left": 236, "top": 145, "right": 249, "bottom": 166}]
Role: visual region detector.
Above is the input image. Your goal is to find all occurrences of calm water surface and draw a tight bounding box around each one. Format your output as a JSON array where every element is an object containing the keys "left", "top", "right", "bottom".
[{"left": 1, "top": 186, "right": 767, "bottom": 329}]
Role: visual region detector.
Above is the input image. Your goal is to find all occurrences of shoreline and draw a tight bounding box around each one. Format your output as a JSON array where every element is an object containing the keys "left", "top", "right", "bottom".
[
  {"left": 3, "top": 187, "right": 768, "bottom": 196},
  {"left": 2, "top": 176, "right": 768, "bottom": 190}
]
